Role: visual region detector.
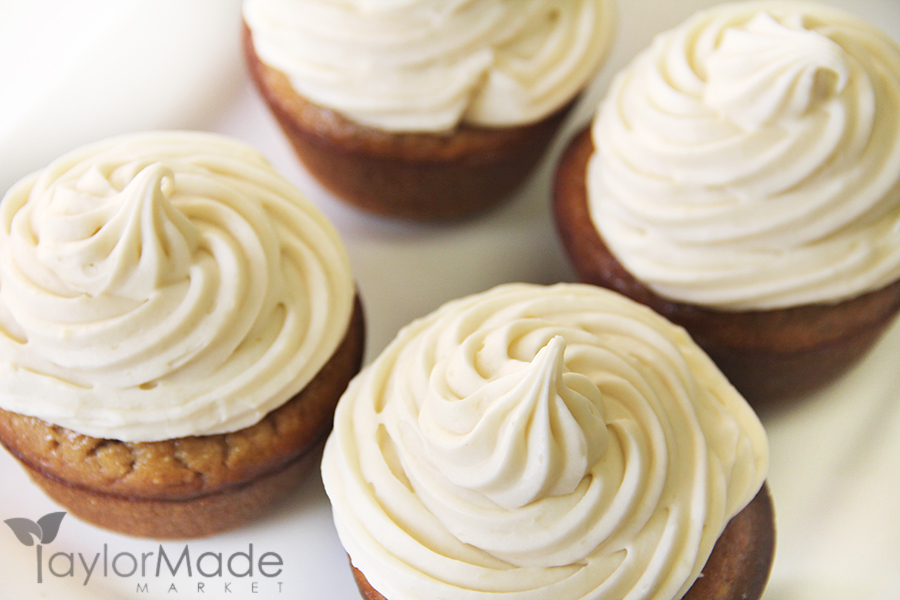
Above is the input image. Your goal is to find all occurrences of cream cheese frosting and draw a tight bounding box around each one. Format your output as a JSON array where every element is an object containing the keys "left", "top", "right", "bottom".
[
  {"left": 322, "top": 283, "right": 767, "bottom": 600},
  {"left": 587, "top": 1, "right": 900, "bottom": 311},
  {"left": 243, "top": 0, "right": 616, "bottom": 133},
  {"left": 0, "top": 131, "right": 355, "bottom": 442}
]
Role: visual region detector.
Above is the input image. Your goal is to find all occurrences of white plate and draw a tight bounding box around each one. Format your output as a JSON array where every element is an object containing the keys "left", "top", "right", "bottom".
[{"left": 1, "top": 1, "right": 899, "bottom": 599}]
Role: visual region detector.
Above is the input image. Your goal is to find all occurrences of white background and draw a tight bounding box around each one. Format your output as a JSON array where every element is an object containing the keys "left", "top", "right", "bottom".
[{"left": 1, "top": 1, "right": 899, "bottom": 599}]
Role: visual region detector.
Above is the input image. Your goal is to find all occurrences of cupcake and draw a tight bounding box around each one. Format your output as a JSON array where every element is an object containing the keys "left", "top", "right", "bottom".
[
  {"left": 0, "top": 131, "right": 365, "bottom": 539},
  {"left": 554, "top": 1, "right": 900, "bottom": 405},
  {"left": 322, "top": 283, "right": 773, "bottom": 600},
  {"left": 242, "top": 0, "right": 616, "bottom": 221}
]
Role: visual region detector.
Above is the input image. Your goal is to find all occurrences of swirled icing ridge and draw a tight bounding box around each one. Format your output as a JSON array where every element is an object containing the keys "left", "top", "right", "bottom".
[
  {"left": 243, "top": 0, "right": 616, "bottom": 132},
  {"left": 588, "top": 1, "right": 900, "bottom": 310},
  {"left": 0, "top": 131, "right": 355, "bottom": 441},
  {"left": 322, "top": 283, "right": 767, "bottom": 600}
]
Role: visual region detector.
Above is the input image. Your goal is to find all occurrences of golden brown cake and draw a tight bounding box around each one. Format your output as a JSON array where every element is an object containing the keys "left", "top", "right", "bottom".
[
  {"left": 0, "top": 131, "right": 364, "bottom": 538},
  {"left": 322, "top": 283, "right": 774, "bottom": 600},
  {"left": 0, "top": 300, "right": 364, "bottom": 539},
  {"left": 553, "top": 2, "right": 900, "bottom": 406},
  {"left": 241, "top": 0, "right": 615, "bottom": 221}
]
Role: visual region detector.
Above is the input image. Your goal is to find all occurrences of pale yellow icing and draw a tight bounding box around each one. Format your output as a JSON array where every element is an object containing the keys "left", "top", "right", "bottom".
[
  {"left": 0, "top": 131, "right": 355, "bottom": 442},
  {"left": 322, "top": 283, "right": 767, "bottom": 600},
  {"left": 588, "top": 1, "right": 900, "bottom": 310},
  {"left": 243, "top": 0, "right": 616, "bottom": 132}
]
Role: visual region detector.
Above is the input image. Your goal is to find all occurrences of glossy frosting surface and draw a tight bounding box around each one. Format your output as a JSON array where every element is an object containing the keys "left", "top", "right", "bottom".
[
  {"left": 0, "top": 131, "right": 354, "bottom": 441},
  {"left": 243, "top": 0, "right": 615, "bottom": 132},
  {"left": 588, "top": 1, "right": 900, "bottom": 310},
  {"left": 322, "top": 283, "right": 767, "bottom": 600}
]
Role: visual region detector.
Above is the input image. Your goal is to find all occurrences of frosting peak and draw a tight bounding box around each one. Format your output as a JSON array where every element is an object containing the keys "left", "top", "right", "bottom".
[
  {"left": 33, "top": 162, "right": 199, "bottom": 300},
  {"left": 705, "top": 12, "right": 850, "bottom": 130},
  {"left": 418, "top": 334, "right": 608, "bottom": 510}
]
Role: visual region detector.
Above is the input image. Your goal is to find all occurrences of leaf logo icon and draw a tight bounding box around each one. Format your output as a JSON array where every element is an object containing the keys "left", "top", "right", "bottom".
[{"left": 4, "top": 512, "right": 66, "bottom": 546}]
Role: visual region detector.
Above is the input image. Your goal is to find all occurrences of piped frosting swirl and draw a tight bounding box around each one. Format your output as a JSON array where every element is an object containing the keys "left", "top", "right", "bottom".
[
  {"left": 243, "top": 0, "right": 616, "bottom": 133},
  {"left": 322, "top": 283, "right": 767, "bottom": 600},
  {"left": 0, "top": 131, "right": 354, "bottom": 441},
  {"left": 588, "top": 1, "right": 900, "bottom": 310}
]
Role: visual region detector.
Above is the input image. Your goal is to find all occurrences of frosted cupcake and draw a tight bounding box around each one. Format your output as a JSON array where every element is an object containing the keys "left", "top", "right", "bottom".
[
  {"left": 0, "top": 131, "right": 365, "bottom": 538},
  {"left": 554, "top": 1, "right": 900, "bottom": 405},
  {"left": 243, "top": 0, "right": 615, "bottom": 221},
  {"left": 323, "top": 283, "right": 772, "bottom": 600}
]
